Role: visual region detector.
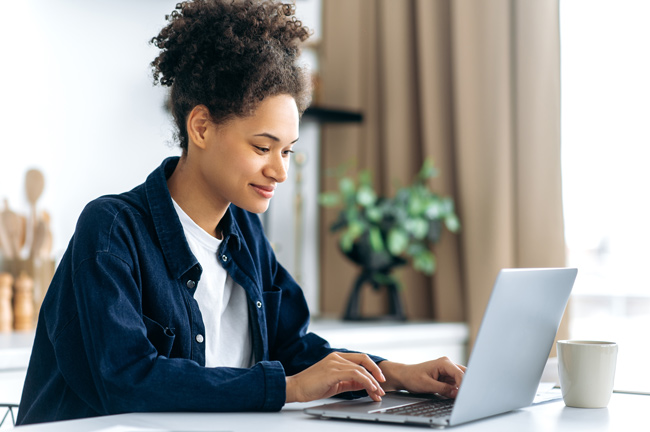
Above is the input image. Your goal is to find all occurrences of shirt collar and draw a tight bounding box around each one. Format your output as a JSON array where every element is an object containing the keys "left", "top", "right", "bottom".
[
  {"left": 144, "top": 156, "right": 241, "bottom": 279},
  {"left": 219, "top": 202, "right": 242, "bottom": 251}
]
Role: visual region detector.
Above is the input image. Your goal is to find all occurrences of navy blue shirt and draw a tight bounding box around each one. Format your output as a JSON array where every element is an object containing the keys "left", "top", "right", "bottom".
[{"left": 17, "top": 157, "right": 383, "bottom": 425}]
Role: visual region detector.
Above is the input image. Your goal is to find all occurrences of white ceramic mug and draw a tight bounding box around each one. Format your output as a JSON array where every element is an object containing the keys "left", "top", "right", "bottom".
[{"left": 557, "top": 340, "right": 618, "bottom": 408}]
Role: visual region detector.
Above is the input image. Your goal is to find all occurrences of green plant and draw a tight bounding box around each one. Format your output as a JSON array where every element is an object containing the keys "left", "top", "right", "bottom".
[{"left": 319, "top": 158, "right": 460, "bottom": 277}]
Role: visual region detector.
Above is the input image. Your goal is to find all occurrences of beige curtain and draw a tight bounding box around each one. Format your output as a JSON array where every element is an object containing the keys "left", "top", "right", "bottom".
[{"left": 318, "top": 0, "right": 567, "bottom": 350}]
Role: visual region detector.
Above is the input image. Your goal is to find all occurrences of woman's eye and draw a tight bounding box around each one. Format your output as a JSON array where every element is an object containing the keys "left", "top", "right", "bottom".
[
  {"left": 283, "top": 150, "right": 295, "bottom": 156},
  {"left": 254, "top": 146, "right": 270, "bottom": 153}
]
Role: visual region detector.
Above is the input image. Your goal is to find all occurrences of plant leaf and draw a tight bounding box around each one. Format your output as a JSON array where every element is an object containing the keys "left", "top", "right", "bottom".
[
  {"left": 347, "top": 220, "right": 364, "bottom": 239},
  {"left": 405, "top": 218, "right": 428, "bottom": 239},
  {"left": 413, "top": 250, "right": 437, "bottom": 275},
  {"left": 418, "top": 158, "right": 439, "bottom": 180},
  {"left": 387, "top": 228, "right": 409, "bottom": 255},
  {"left": 318, "top": 192, "right": 340, "bottom": 207},
  {"left": 340, "top": 231, "right": 355, "bottom": 252},
  {"left": 369, "top": 226, "right": 385, "bottom": 253},
  {"left": 407, "top": 242, "right": 426, "bottom": 256},
  {"left": 356, "top": 185, "right": 377, "bottom": 207},
  {"left": 441, "top": 197, "right": 454, "bottom": 215},
  {"left": 366, "top": 206, "right": 383, "bottom": 223},
  {"left": 339, "top": 177, "right": 356, "bottom": 200},
  {"left": 445, "top": 214, "right": 461, "bottom": 232},
  {"left": 425, "top": 197, "right": 442, "bottom": 219},
  {"left": 407, "top": 192, "right": 426, "bottom": 216}
]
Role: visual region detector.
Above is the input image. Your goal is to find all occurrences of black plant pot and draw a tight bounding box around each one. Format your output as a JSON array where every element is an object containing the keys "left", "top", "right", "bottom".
[{"left": 342, "top": 237, "right": 407, "bottom": 321}]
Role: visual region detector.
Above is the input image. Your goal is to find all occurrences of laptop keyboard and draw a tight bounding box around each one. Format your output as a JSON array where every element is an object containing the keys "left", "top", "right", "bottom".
[{"left": 383, "top": 399, "right": 455, "bottom": 418}]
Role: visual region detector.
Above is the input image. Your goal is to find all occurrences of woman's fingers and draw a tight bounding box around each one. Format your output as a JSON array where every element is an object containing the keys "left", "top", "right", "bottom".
[
  {"left": 378, "top": 357, "right": 466, "bottom": 398},
  {"left": 334, "top": 352, "right": 386, "bottom": 383},
  {"left": 425, "top": 377, "right": 460, "bottom": 398},
  {"left": 432, "top": 356, "right": 465, "bottom": 388},
  {"left": 328, "top": 371, "right": 384, "bottom": 402},
  {"left": 286, "top": 352, "right": 386, "bottom": 403},
  {"left": 328, "top": 353, "right": 386, "bottom": 401}
]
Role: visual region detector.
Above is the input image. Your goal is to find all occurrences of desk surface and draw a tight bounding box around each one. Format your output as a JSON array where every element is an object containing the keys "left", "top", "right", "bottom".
[{"left": 13, "top": 392, "right": 648, "bottom": 432}]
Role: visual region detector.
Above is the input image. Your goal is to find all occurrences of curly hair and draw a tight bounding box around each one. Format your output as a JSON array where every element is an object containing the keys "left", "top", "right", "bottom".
[{"left": 150, "top": 0, "right": 311, "bottom": 151}]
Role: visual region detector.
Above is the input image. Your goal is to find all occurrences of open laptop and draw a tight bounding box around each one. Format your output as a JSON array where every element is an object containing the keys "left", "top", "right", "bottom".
[{"left": 305, "top": 267, "right": 577, "bottom": 428}]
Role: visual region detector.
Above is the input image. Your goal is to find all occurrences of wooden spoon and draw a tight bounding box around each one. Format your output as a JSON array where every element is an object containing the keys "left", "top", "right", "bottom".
[
  {"left": 30, "top": 211, "right": 53, "bottom": 260},
  {"left": 30, "top": 218, "right": 46, "bottom": 261}
]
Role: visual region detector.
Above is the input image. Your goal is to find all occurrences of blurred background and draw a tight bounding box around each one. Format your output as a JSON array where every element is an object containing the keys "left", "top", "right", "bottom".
[{"left": 1, "top": 0, "right": 649, "bottom": 395}]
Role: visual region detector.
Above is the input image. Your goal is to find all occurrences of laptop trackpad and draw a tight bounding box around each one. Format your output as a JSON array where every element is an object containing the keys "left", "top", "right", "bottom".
[{"left": 306, "top": 392, "right": 446, "bottom": 415}]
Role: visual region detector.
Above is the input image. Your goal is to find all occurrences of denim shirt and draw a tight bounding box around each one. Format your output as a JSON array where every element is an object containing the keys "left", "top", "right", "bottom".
[{"left": 17, "top": 157, "right": 383, "bottom": 425}]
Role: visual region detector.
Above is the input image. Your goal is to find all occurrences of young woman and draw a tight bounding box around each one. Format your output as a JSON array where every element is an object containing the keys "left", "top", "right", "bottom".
[{"left": 17, "top": 0, "right": 465, "bottom": 425}]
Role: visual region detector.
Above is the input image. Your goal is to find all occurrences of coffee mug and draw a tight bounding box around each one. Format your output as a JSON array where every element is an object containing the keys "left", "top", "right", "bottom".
[{"left": 557, "top": 340, "right": 618, "bottom": 408}]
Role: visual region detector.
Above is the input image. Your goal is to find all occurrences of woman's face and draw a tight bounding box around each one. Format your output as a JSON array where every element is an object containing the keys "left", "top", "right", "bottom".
[{"left": 195, "top": 94, "right": 300, "bottom": 214}]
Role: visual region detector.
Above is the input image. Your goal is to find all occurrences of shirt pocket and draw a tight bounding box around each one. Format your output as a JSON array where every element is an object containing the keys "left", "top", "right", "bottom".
[
  {"left": 262, "top": 285, "right": 282, "bottom": 345},
  {"left": 143, "top": 315, "right": 176, "bottom": 358}
]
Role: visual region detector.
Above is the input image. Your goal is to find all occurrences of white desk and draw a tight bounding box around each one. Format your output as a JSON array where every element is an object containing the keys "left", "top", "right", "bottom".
[{"left": 10, "top": 392, "right": 649, "bottom": 431}]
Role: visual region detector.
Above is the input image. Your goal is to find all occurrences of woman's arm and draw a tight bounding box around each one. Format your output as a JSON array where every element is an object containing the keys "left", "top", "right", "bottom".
[{"left": 67, "top": 251, "right": 287, "bottom": 414}]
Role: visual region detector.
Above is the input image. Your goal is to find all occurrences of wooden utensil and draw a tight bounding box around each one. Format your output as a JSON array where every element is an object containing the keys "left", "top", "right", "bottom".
[
  {"left": 30, "top": 210, "right": 53, "bottom": 260},
  {"left": 1, "top": 200, "right": 23, "bottom": 259},
  {"left": 39, "top": 211, "right": 52, "bottom": 259},
  {"left": 30, "top": 218, "right": 46, "bottom": 261},
  {"left": 25, "top": 169, "right": 45, "bottom": 256},
  {"left": 0, "top": 212, "right": 12, "bottom": 259}
]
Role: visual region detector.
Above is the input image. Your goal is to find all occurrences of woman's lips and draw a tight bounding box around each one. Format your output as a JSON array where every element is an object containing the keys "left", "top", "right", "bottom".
[{"left": 251, "top": 184, "right": 275, "bottom": 199}]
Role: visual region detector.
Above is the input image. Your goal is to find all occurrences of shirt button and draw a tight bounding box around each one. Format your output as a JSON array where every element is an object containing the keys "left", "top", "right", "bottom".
[
  {"left": 221, "top": 255, "right": 228, "bottom": 262},
  {"left": 256, "top": 301, "right": 262, "bottom": 309},
  {"left": 186, "top": 280, "right": 196, "bottom": 289},
  {"left": 195, "top": 334, "right": 204, "bottom": 343}
]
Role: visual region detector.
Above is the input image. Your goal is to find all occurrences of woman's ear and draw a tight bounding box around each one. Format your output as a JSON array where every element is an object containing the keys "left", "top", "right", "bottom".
[{"left": 186, "top": 105, "right": 211, "bottom": 150}]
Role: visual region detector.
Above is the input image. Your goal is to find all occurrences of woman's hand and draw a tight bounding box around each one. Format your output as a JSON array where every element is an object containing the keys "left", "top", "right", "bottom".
[
  {"left": 285, "top": 352, "right": 386, "bottom": 403},
  {"left": 379, "top": 357, "right": 466, "bottom": 398}
]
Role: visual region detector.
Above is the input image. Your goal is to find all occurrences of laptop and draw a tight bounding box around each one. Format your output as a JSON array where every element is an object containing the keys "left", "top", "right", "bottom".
[{"left": 305, "top": 267, "right": 577, "bottom": 428}]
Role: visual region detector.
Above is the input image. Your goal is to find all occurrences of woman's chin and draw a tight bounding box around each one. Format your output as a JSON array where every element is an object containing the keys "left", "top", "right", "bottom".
[{"left": 238, "top": 200, "right": 271, "bottom": 214}]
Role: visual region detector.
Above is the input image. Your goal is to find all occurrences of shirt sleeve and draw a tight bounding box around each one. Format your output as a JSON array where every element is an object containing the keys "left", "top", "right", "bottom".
[{"left": 57, "top": 240, "right": 286, "bottom": 415}]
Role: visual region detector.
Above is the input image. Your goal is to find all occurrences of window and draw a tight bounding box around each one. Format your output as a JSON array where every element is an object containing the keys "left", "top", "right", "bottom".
[{"left": 560, "top": 0, "right": 650, "bottom": 391}]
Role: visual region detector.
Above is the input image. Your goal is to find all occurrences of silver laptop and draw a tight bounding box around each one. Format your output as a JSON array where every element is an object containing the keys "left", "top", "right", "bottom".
[{"left": 305, "top": 267, "right": 577, "bottom": 428}]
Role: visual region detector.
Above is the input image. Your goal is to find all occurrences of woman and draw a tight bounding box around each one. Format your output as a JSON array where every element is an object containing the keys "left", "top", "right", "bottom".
[{"left": 17, "top": 0, "right": 465, "bottom": 425}]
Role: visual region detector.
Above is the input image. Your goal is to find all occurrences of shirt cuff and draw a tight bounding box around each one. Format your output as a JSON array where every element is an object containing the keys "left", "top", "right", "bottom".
[{"left": 260, "top": 360, "right": 287, "bottom": 411}]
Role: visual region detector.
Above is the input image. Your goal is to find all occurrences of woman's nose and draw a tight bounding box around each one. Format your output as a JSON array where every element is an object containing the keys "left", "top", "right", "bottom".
[{"left": 265, "top": 153, "right": 289, "bottom": 183}]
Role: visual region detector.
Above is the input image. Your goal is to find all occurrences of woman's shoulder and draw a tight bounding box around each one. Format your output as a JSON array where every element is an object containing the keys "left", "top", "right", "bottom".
[
  {"left": 79, "top": 187, "right": 147, "bottom": 226},
  {"left": 74, "top": 186, "right": 151, "bottom": 249}
]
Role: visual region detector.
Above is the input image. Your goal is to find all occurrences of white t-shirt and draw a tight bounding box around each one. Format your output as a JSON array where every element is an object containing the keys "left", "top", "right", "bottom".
[{"left": 172, "top": 200, "right": 253, "bottom": 368}]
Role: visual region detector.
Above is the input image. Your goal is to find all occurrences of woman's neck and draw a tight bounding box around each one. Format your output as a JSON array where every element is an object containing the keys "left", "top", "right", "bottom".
[{"left": 167, "top": 156, "right": 227, "bottom": 239}]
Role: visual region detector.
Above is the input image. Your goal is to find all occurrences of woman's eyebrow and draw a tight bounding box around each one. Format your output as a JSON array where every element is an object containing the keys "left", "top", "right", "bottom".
[{"left": 254, "top": 132, "right": 299, "bottom": 143}]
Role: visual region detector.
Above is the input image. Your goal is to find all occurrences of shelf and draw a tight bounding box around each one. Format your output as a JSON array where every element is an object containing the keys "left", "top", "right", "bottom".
[{"left": 303, "top": 106, "right": 363, "bottom": 123}]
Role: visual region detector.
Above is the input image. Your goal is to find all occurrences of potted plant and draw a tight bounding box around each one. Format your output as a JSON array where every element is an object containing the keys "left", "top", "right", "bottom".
[{"left": 319, "top": 158, "right": 460, "bottom": 320}]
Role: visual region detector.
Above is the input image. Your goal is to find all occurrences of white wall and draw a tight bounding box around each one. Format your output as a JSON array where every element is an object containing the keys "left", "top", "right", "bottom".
[{"left": 1, "top": 0, "right": 180, "bottom": 259}]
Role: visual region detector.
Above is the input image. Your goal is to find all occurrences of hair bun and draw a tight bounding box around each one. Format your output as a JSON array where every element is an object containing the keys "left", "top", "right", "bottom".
[{"left": 150, "top": 0, "right": 311, "bottom": 150}]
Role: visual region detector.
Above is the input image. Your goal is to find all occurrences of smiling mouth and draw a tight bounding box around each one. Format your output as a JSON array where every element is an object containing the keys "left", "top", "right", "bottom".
[{"left": 251, "top": 184, "right": 275, "bottom": 199}]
